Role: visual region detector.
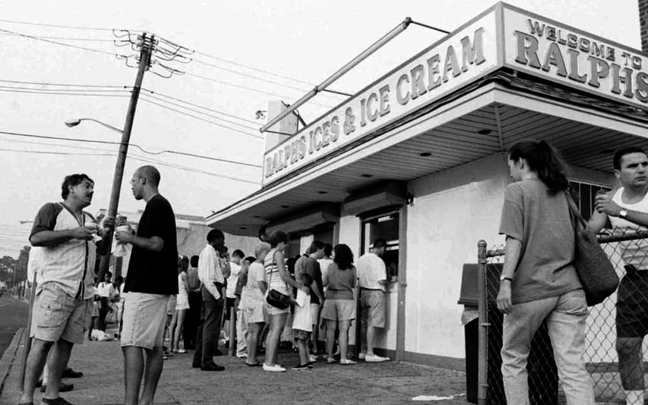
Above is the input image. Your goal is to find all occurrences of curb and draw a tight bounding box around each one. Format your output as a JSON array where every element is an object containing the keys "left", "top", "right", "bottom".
[{"left": 0, "top": 327, "right": 25, "bottom": 397}]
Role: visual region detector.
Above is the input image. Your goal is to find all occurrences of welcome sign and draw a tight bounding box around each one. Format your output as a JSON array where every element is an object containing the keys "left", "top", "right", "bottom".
[
  {"left": 263, "top": 10, "right": 499, "bottom": 185},
  {"left": 503, "top": 6, "right": 648, "bottom": 109}
]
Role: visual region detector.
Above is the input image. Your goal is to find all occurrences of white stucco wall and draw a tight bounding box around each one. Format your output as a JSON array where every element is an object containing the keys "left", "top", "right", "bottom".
[{"left": 405, "top": 153, "right": 510, "bottom": 358}]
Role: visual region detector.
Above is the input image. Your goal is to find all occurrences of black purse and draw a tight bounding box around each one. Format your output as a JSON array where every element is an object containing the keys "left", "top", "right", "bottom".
[
  {"left": 265, "top": 259, "right": 291, "bottom": 309},
  {"left": 565, "top": 192, "right": 619, "bottom": 306}
]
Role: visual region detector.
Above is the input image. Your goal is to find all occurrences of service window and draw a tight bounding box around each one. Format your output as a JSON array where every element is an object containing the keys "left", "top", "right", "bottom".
[
  {"left": 361, "top": 211, "right": 400, "bottom": 280},
  {"left": 569, "top": 181, "right": 611, "bottom": 221}
]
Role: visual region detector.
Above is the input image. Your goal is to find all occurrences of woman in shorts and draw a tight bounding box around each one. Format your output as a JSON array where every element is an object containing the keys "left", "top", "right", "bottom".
[{"left": 322, "top": 244, "right": 357, "bottom": 365}]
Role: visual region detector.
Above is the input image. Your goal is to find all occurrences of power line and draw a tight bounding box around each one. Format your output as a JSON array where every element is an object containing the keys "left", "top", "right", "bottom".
[
  {"left": 0, "top": 84, "right": 130, "bottom": 93},
  {"left": 0, "top": 32, "right": 122, "bottom": 42},
  {"left": 139, "top": 96, "right": 264, "bottom": 140},
  {"left": 0, "top": 147, "right": 114, "bottom": 156},
  {"left": 0, "top": 18, "right": 138, "bottom": 32},
  {"left": 142, "top": 89, "right": 259, "bottom": 125},
  {"left": 0, "top": 130, "right": 262, "bottom": 168},
  {"left": 0, "top": 88, "right": 131, "bottom": 98},
  {"left": 0, "top": 28, "right": 128, "bottom": 57},
  {"left": 140, "top": 93, "right": 259, "bottom": 132},
  {"left": 0, "top": 79, "right": 130, "bottom": 89},
  {"left": 183, "top": 71, "right": 335, "bottom": 109}
]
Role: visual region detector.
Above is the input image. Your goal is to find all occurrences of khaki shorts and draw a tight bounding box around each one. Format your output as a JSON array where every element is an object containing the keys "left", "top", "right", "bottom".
[
  {"left": 322, "top": 299, "right": 355, "bottom": 321},
  {"left": 31, "top": 283, "right": 90, "bottom": 345},
  {"left": 121, "top": 293, "right": 169, "bottom": 350},
  {"left": 360, "top": 290, "right": 385, "bottom": 328}
]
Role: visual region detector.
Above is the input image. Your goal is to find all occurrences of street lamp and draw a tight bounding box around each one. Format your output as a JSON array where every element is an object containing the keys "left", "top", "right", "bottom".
[
  {"left": 64, "top": 118, "right": 123, "bottom": 134},
  {"left": 64, "top": 116, "right": 129, "bottom": 280}
]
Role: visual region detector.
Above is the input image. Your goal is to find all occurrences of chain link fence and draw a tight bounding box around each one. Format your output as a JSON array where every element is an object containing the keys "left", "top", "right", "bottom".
[{"left": 476, "top": 228, "right": 648, "bottom": 404}]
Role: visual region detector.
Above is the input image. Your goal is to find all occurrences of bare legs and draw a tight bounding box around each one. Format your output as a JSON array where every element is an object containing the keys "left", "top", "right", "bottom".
[
  {"left": 170, "top": 310, "right": 187, "bottom": 351},
  {"left": 247, "top": 322, "right": 263, "bottom": 364},
  {"left": 264, "top": 313, "right": 287, "bottom": 366},
  {"left": 122, "top": 346, "right": 164, "bottom": 405}
]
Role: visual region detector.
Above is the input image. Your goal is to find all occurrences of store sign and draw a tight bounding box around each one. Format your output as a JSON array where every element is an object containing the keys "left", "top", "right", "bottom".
[
  {"left": 263, "top": 11, "right": 498, "bottom": 185},
  {"left": 503, "top": 7, "right": 648, "bottom": 111}
]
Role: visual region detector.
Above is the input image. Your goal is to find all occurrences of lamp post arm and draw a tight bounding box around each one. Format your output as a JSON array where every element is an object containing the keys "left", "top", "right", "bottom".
[{"left": 80, "top": 118, "right": 123, "bottom": 134}]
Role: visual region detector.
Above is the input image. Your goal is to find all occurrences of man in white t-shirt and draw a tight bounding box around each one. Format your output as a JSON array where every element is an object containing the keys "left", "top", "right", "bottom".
[
  {"left": 589, "top": 147, "right": 648, "bottom": 405},
  {"left": 356, "top": 238, "right": 390, "bottom": 363}
]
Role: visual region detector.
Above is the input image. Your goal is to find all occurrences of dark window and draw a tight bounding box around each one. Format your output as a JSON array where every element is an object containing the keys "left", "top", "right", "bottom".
[
  {"left": 361, "top": 211, "right": 400, "bottom": 280},
  {"left": 569, "top": 181, "right": 611, "bottom": 221}
]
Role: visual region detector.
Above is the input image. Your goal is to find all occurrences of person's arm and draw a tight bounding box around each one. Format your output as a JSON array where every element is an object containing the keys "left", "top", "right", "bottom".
[
  {"left": 276, "top": 251, "right": 306, "bottom": 292},
  {"left": 258, "top": 280, "right": 268, "bottom": 295},
  {"left": 496, "top": 236, "right": 522, "bottom": 315},
  {"left": 182, "top": 273, "right": 190, "bottom": 294},
  {"left": 114, "top": 230, "right": 164, "bottom": 252},
  {"left": 595, "top": 192, "right": 648, "bottom": 228},
  {"left": 220, "top": 256, "right": 231, "bottom": 279},
  {"left": 588, "top": 210, "right": 609, "bottom": 234},
  {"left": 377, "top": 260, "right": 389, "bottom": 286},
  {"left": 199, "top": 250, "right": 221, "bottom": 300}
]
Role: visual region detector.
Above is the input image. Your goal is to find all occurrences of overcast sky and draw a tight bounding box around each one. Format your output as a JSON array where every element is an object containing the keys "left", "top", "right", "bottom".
[{"left": 0, "top": 0, "right": 641, "bottom": 257}]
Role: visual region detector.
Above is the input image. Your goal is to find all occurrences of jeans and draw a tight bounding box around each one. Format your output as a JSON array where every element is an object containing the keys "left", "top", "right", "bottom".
[
  {"left": 501, "top": 289, "right": 594, "bottom": 405},
  {"left": 192, "top": 288, "right": 224, "bottom": 366}
]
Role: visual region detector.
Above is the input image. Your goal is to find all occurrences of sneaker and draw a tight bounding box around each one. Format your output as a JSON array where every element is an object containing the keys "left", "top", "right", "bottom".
[
  {"left": 358, "top": 352, "right": 366, "bottom": 360},
  {"left": 263, "top": 363, "right": 286, "bottom": 372},
  {"left": 177, "top": 349, "right": 187, "bottom": 354},
  {"left": 200, "top": 363, "right": 225, "bottom": 371},
  {"left": 326, "top": 357, "right": 336, "bottom": 364},
  {"left": 340, "top": 359, "right": 357, "bottom": 365},
  {"left": 41, "top": 397, "right": 74, "bottom": 405},
  {"left": 236, "top": 353, "right": 248, "bottom": 359},
  {"left": 365, "top": 354, "right": 390, "bottom": 362},
  {"left": 292, "top": 363, "right": 310, "bottom": 371},
  {"left": 309, "top": 354, "right": 317, "bottom": 363}
]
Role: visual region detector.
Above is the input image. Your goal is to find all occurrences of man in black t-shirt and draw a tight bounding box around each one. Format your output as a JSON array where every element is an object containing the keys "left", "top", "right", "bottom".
[
  {"left": 295, "top": 241, "right": 326, "bottom": 357},
  {"left": 115, "top": 165, "right": 177, "bottom": 405}
]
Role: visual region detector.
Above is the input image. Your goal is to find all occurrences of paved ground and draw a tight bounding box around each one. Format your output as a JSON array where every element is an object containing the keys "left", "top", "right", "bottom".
[
  {"left": 0, "top": 328, "right": 469, "bottom": 405},
  {"left": 0, "top": 294, "right": 28, "bottom": 359}
]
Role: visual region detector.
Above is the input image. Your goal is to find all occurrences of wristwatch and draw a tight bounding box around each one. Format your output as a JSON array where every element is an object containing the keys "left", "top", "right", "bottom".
[
  {"left": 499, "top": 275, "right": 513, "bottom": 282},
  {"left": 619, "top": 209, "right": 628, "bottom": 218}
]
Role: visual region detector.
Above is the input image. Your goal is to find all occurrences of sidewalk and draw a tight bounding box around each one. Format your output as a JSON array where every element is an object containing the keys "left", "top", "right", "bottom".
[{"left": 0, "top": 329, "right": 468, "bottom": 405}]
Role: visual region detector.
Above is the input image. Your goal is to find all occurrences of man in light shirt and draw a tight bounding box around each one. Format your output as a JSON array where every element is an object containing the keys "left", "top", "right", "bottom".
[
  {"left": 192, "top": 229, "right": 230, "bottom": 371},
  {"left": 356, "top": 238, "right": 390, "bottom": 363},
  {"left": 224, "top": 249, "right": 245, "bottom": 349}
]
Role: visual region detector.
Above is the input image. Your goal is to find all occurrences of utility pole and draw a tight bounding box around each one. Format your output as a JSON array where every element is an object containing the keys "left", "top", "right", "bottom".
[{"left": 98, "top": 33, "right": 154, "bottom": 280}]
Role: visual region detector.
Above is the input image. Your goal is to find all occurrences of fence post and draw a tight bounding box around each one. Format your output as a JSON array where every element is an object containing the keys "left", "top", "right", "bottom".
[{"left": 477, "top": 240, "right": 488, "bottom": 405}]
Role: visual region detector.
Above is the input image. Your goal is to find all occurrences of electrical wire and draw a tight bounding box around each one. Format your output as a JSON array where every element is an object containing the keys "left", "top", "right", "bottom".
[
  {"left": 0, "top": 88, "right": 130, "bottom": 98},
  {"left": 0, "top": 147, "right": 114, "bottom": 156},
  {"left": 0, "top": 130, "right": 262, "bottom": 168},
  {"left": 140, "top": 93, "right": 259, "bottom": 132},
  {"left": 0, "top": 18, "right": 140, "bottom": 32},
  {"left": 0, "top": 32, "right": 123, "bottom": 42},
  {"left": 139, "top": 96, "right": 264, "bottom": 140},
  {"left": 0, "top": 28, "right": 128, "bottom": 57},
  {"left": 0, "top": 84, "right": 130, "bottom": 93},
  {"left": 0, "top": 79, "right": 129, "bottom": 89},
  {"left": 183, "top": 71, "right": 335, "bottom": 109},
  {"left": 142, "top": 89, "right": 259, "bottom": 125}
]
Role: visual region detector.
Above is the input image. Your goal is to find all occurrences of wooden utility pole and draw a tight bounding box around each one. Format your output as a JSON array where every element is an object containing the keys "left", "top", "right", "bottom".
[{"left": 99, "top": 33, "right": 154, "bottom": 280}]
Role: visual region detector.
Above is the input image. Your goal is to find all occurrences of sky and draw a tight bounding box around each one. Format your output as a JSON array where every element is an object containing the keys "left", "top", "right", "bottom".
[{"left": 0, "top": 0, "right": 641, "bottom": 257}]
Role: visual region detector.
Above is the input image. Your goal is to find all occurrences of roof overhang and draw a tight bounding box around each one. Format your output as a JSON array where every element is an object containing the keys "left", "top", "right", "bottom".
[{"left": 208, "top": 2, "right": 648, "bottom": 236}]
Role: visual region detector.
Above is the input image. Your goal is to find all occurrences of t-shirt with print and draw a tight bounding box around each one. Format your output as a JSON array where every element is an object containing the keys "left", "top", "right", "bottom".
[
  {"left": 124, "top": 194, "right": 178, "bottom": 295},
  {"left": 499, "top": 179, "right": 581, "bottom": 304}
]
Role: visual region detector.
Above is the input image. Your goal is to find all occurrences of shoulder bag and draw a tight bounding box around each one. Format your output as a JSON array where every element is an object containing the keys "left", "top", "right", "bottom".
[
  {"left": 565, "top": 192, "right": 619, "bottom": 306},
  {"left": 266, "top": 259, "right": 291, "bottom": 309}
]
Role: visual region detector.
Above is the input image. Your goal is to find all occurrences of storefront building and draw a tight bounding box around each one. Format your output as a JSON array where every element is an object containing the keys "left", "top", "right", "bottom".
[{"left": 207, "top": 2, "right": 648, "bottom": 365}]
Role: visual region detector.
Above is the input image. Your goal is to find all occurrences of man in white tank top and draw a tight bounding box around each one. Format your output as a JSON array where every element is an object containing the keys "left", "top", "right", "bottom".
[{"left": 589, "top": 147, "right": 648, "bottom": 405}]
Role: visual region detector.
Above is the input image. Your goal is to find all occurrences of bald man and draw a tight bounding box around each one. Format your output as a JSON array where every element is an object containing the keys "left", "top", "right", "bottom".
[{"left": 115, "top": 165, "right": 178, "bottom": 405}]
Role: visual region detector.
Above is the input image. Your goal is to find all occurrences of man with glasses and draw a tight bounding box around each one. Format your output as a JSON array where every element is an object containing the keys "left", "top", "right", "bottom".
[{"left": 115, "top": 165, "right": 178, "bottom": 405}]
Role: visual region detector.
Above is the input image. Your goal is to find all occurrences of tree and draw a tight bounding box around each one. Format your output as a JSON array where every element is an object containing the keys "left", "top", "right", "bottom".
[
  {"left": 0, "top": 255, "right": 17, "bottom": 283},
  {"left": 15, "top": 245, "right": 31, "bottom": 284}
]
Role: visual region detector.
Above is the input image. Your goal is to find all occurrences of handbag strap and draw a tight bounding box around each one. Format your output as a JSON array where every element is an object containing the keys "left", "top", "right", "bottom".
[{"left": 564, "top": 191, "right": 588, "bottom": 232}]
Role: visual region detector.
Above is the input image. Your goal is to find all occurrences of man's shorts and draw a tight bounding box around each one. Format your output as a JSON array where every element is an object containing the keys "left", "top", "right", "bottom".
[
  {"left": 322, "top": 299, "right": 355, "bottom": 321},
  {"left": 293, "top": 328, "right": 309, "bottom": 340},
  {"left": 310, "top": 303, "right": 321, "bottom": 326},
  {"left": 360, "top": 289, "right": 385, "bottom": 328},
  {"left": 31, "top": 283, "right": 90, "bottom": 345},
  {"left": 617, "top": 270, "right": 648, "bottom": 338},
  {"left": 121, "top": 293, "right": 169, "bottom": 350},
  {"left": 245, "top": 299, "right": 267, "bottom": 324}
]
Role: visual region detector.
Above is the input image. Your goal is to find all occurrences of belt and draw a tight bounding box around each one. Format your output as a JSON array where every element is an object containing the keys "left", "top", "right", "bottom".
[{"left": 360, "top": 287, "right": 381, "bottom": 291}]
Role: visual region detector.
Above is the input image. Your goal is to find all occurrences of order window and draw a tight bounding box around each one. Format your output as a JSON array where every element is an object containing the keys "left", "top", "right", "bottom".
[
  {"left": 569, "top": 181, "right": 611, "bottom": 221},
  {"left": 361, "top": 211, "right": 400, "bottom": 280}
]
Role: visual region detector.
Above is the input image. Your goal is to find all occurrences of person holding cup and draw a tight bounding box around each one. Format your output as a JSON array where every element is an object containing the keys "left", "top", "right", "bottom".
[{"left": 20, "top": 173, "right": 113, "bottom": 405}]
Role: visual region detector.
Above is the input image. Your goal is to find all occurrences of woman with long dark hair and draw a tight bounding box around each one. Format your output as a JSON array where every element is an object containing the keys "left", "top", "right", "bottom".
[
  {"left": 321, "top": 244, "right": 357, "bottom": 365},
  {"left": 497, "top": 140, "right": 594, "bottom": 404}
]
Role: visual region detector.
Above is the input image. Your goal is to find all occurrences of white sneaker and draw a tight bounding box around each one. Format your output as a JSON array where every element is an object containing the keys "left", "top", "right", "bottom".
[
  {"left": 365, "top": 354, "right": 390, "bottom": 362},
  {"left": 358, "top": 352, "right": 366, "bottom": 360},
  {"left": 236, "top": 353, "right": 248, "bottom": 359},
  {"left": 263, "top": 363, "right": 286, "bottom": 372},
  {"left": 309, "top": 354, "right": 317, "bottom": 363}
]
